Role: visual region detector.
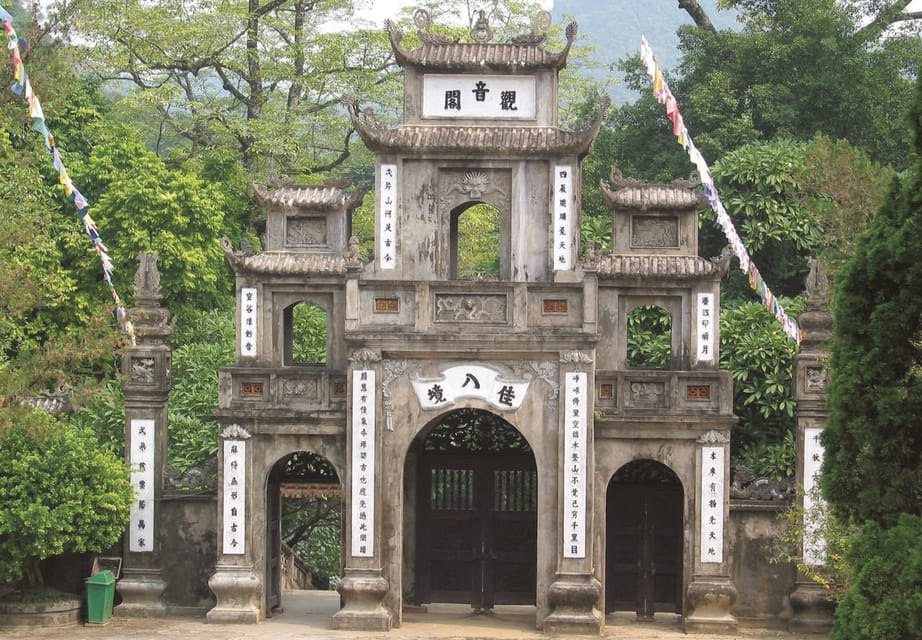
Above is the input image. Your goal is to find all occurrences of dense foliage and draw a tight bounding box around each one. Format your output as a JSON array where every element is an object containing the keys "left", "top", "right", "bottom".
[
  {"left": 822, "top": 77, "right": 922, "bottom": 526},
  {"left": 831, "top": 515, "right": 922, "bottom": 640},
  {"left": 0, "top": 411, "right": 133, "bottom": 585}
]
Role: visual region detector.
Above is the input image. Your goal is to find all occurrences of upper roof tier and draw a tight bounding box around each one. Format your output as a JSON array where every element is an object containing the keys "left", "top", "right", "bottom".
[{"left": 387, "top": 8, "right": 577, "bottom": 72}]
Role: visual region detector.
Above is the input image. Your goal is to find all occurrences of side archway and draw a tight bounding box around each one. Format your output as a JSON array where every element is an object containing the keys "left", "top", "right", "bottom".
[
  {"left": 606, "top": 459, "right": 683, "bottom": 619},
  {"left": 265, "top": 451, "right": 342, "bottom": 615}
]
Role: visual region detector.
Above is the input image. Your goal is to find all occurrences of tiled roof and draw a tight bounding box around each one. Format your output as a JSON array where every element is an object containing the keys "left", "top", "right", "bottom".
[
  {"left": 596, "top": 254, "right": 721, "bottom": 280},
  {"left": 226, "top": 250, "right": 347, "bottom": 276},
  {"left": 353, "top": 123, "right": 601, "bottom": 156},
  {"left": 252, "top": 185, "right": 361, "bottom": 211},
  {"left": 387, "top": 19, "right": 576, "bottom": 72},
  {"left": 601, "top": 182, "right": 707, "bottom": 211}
]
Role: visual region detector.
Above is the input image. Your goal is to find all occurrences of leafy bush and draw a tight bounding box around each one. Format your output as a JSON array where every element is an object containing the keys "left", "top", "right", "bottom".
[
  {"left": 831, "top": 514, "right": 922, "bottom": 640},
  {"left": 168, "top": 307, "right": 235, "bottom": 469},
  {"left": 0, "top": 410, "right": 133, "bottom": 586}
]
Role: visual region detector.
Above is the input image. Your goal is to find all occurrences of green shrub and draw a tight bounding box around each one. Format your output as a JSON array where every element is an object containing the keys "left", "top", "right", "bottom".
[
  {"left": 831, "top": 514, "right": 922, "bottom": 640},
  {"left": 0, "top": 410, "right": 133, "bottom": 585}
]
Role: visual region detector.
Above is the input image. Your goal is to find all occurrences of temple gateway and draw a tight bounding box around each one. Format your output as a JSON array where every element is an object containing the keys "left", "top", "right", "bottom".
[{"left": 115, "top": 9, "right": 834, "bottom": 635}]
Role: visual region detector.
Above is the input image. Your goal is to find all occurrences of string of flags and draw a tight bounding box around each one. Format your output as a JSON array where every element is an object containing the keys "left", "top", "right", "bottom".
[
  {"left": 1, "top": 8, "right": 135, "bottom": 343},
  {"left": 639, "top": 36, "right": 801, "bottom": 345}
]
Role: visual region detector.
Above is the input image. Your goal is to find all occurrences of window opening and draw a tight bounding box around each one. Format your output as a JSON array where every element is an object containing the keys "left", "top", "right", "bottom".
[
  {"left": 626, "top": 305, "right": 672, "bottom": 369},
  {"left": 451, "top": 203, "right": 501, "bottom": 280},
  {"left": 284, "top": 301, "right": 328, "bottom": 365}
]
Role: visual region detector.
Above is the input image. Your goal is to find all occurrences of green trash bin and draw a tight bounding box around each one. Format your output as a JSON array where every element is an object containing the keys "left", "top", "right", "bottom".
[{"left": 85, "top": 569, "right": 115, "bottom": 624}]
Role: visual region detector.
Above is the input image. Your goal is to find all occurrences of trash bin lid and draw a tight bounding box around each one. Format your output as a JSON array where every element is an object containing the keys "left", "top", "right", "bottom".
[{"left": 86, "top": 570, "right": 114, "bottom": 584}]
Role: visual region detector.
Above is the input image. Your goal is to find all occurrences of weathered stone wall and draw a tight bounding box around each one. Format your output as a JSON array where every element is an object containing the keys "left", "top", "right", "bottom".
[
  {"left": 159, "top": 494, "right": 218, "bottom": 612},
  {"left": 728, "top": 500, "right": 796, "bottom": 627}
]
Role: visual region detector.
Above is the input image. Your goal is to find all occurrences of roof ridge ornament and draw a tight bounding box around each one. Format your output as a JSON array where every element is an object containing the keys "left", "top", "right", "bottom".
[
  {"left": 470, "top": 9, "right": 493, "bottom": 44},
  {"left": 511, "top": 10, "right": 552, "bottom": 46},
  {"left": 413, "top": 8, "right": 459, "bottom": 46}
]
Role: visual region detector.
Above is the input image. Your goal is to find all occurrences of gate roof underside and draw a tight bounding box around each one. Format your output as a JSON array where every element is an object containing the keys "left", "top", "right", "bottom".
[{"left": 346, "top": 103, "right": 608, "bottom": 157}]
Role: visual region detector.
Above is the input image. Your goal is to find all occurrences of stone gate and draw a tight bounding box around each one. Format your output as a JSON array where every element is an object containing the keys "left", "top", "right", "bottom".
[{"left": 135, "top": 9, "right": 757, "bottom": 634}]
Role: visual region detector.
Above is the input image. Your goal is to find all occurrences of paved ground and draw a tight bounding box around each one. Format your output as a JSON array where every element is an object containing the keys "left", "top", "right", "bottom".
[{"left": 0, "top": 590, "right": 828, "bottom": 640}]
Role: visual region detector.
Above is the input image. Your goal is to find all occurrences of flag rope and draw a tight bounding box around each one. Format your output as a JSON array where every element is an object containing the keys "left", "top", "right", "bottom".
[
  {"left": 1, "top": 8, "right": 135, "bottom": 343},
  {"left": 640, "top": 36, "right": 801, "bottom": 344}
]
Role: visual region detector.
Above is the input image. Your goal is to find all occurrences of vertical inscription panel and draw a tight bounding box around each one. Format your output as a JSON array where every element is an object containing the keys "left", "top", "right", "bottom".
[
  {"left": 700, "top": 446, "right": 725, "bottom": 564},
  {"left": 553, "top": 166, "right": 574, "bottom": 271},
  {"left": 239, "top": 287, "right": 258, "bottom": 358},
  {"left": 222, "top": 440, "right": 247, "bottom": 555},
  {"left": 378, "top": 164, "right": 397, "bottom": 270},
  {"left": 129, "top": 419, "right": 155, "bottom": 553},
  {"left": 563, "top": 372, "right": 587, "bottom": 558},
  {"left": 803, "top": 427, "right": 826, "bottom": 565},
  {"left": 696, "top": 292, "right": 715, "bottom": 362},
  {"left": 351, "top": 370, "right": 377, "bottom": 557}
]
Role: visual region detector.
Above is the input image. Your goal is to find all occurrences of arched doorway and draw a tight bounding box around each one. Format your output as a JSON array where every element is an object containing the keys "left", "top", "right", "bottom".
[
  {"left": 266, "top": 451, "right": 341, "bottom": 616},
  {"left": 606, "top": 459, "right": 683, "bottom": 619},
  {"left": 410, "top": 409, "right": 537, "bottom": 611}
]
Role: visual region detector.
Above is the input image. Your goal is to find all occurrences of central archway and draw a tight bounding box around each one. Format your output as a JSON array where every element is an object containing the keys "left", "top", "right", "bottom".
[{"left": 408, "top": 409, "right": 537, "bottom": 611}]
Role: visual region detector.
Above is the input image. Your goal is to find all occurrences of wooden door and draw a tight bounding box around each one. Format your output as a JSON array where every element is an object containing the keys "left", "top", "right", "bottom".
[
  {"left": 606, "top": 480, "right": 683, "bottom": 618},
  {"left": 266, "top": 480, "right": 282, "bottom": 616},
  {"left": 416, "top": 454, "right": 537, "bottom": 609}
]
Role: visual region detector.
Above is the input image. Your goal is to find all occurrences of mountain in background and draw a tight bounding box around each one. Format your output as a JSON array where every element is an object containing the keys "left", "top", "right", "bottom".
[{"left": 551, "top": 0, "right": 739, "bottom": 101}]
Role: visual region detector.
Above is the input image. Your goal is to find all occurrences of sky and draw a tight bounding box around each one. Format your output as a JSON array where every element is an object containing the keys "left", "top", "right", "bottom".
[{"left": 354, "top": 0, "right": 555, "bottom": 27}]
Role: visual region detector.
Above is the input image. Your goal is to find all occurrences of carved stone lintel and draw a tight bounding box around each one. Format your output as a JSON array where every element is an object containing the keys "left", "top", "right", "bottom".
[
  {"left": 332, "top": 570, "right": 391, "bottom": 631},
  {"left": 697, "top": 429, "right": 731, "bottom": 444},
  {"left": 220, "top": 424, "right": 252, "bottom": 440},
  {"left": 560, "top": 351, "right": 593, "bottom": 364},
  {"left": 543, "top": 574, "right": 603, "bottom": 634},
  {"left": 350, "top": 348, "right": 382, "bottom": 364}
]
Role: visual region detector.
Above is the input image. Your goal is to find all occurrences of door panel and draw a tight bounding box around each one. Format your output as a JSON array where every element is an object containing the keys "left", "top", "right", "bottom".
[
  {"left": 606, "top": 480, "right": 683, "bottom": 617},
  {"left": 416, "top": 454, "right": 536, "bottom": 608}
]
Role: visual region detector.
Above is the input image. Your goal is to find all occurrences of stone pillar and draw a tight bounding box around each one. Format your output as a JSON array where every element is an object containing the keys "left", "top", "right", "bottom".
[
  {"left": 789, "top": 260, "right": 835, "bottom": 633},
  {"left": 685, "top": 429, "right": 738, "bottom": 633},
  {"left": 117, "top": 253, "right": 172, "bottom": 616},
  {"left": 207, "top": 424, "right": 262, "bottom": 623},
  {"left": 544, "top": 353, "right": 602, "bottom": 635},
  {"left": 332, "top": 350, "right": 392, "bottom": 631}
]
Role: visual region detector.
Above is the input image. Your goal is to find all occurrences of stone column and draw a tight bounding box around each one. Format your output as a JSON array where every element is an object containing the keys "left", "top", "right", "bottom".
[
  {"left": 685, "top": 429, "right": 738, "bottom": 633},
  {"left": 117, "top": 253, "right": 172, "bottom": 616},
  {"left": 544, "top": 352, "right": 602, "bottom": 635},
  {"left": 789, "top": 261, "right": 835, "bottom": 633},
  {"left": 207, "top": 423, "right": 262, "bottom": 623},
  {"left": 332, "top": 349, "right": 392, "bottom": 631}
]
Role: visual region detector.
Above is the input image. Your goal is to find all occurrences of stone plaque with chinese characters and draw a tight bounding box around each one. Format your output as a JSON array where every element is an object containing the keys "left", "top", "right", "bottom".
[
  {"left": 222, "top": 439, "right": 247, "bottom": 555},
  {"left": 422, "top": 74, "right": 536, "bottom": 119},
  {"left": 129, "top": 419, "right": 155, "bottom": 553},
  {"left": 553, "top": 165, "right": 574, "bottom": 270},
  {"left": 700, "top": 446, "right": 725, "bottom": 564},
  {"left": 411, "top": 364, "right": 530, "bottom": 412},
  {"left": 351, "top": 369, "right": 376, "bottom": 557},
  {"left": 563, "top": 372, "right": 587, "bottom": 558},
  {"left": 696, "top": 293, "right": 715, "bottom": 362},
  {"left": 239, "top": 287, "right": 258, "bottom": 358},
  {"left": 378, "top": 164, "right": 397, "bottom": 270}
]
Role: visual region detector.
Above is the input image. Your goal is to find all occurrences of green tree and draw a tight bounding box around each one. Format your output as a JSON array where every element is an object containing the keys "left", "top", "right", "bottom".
[
  {"left": 69, "top": 0, "right": 400, "bottom": 185},
  {"left": 822, "top": 76, "right": 922, "bottom": 526}
]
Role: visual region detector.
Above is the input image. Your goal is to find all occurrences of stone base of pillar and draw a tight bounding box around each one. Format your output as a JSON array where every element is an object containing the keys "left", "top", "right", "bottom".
[
  {"left": 206, "top": 565, "right": 261, "bottom": 624},
  {"left": 332, "top": 570, "right": 392, "bottom": 631},
  {"left": 114, "top": 569, "right": 166, "bottom": 617},
  {"left": 543, "top": 574, "right": 603, "bottom": 635},
  {"left": 789, "top": 581, "right": 835, "bottom": 633},
  {"left": 685, "top": 576, "right": 738, "bottom": 633}
]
